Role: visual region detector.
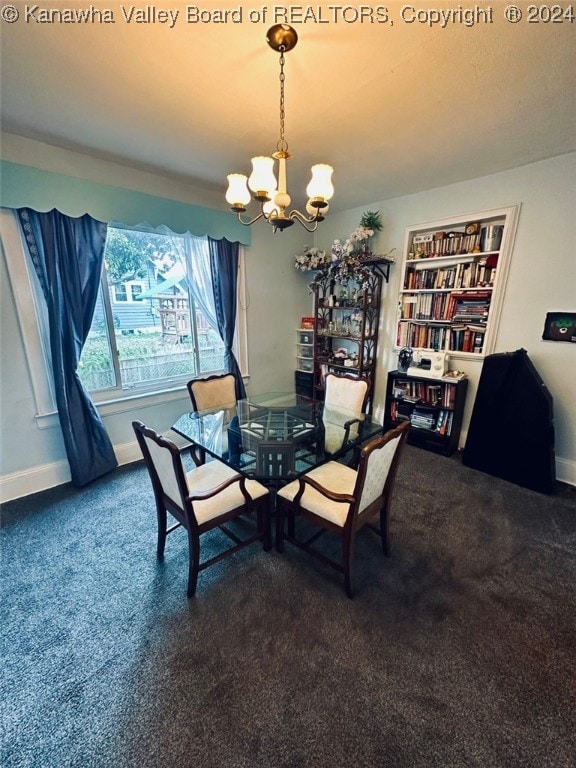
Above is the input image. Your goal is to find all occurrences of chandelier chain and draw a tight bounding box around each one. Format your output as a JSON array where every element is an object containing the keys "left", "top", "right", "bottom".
[{"left": 277, "top": 49, "right": 288, "bottom": 154}]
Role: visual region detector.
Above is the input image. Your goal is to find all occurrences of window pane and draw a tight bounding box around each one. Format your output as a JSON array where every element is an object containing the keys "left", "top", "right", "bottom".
[
  {"left": 79, "top": 226, "right": 226, "bottom": 393},
  {"left": 78, "top": 286, "right": 117, "bottom": 391},
  {"left": 113, "top": 284, "right": 127, "bottom": 302}
]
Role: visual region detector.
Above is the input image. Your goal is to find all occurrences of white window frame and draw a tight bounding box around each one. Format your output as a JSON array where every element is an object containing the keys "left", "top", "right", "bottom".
[
  {"left": 112, "top": 283, "right": 128, "bottom": 302},
  {"left": 1, "top": 209, "right": 249, "bottom": 425}
]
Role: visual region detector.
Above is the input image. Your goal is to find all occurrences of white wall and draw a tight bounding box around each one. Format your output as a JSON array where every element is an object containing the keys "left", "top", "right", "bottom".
[
  {"left": 1, "top": 137, "right": 574, "bottom": 500},
  {"left": 316, "top": 153, "right": 576, "bottom": 485}
]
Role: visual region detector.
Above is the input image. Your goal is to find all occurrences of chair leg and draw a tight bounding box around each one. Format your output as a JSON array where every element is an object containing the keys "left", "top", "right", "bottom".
[
  {"left": 287, "top": 507, "right": 296, "bottom": 539},
  {"left": 343, "top": 531, "right": 355, "bottom": 599},
  {"left": 380, "top": 498, "right": 391, "bottom": 557},
  {"left": 156, "top": 503, "right": 167, "bottom": 559},
  {"left": 275, "top": 500, "right": 285, "bottom": 553},
  {"left": 260, "top": 498, "right": 272, "bottom": 552},
  {"left": 187, "top": 531, "right": 201, "bottom": 598}
]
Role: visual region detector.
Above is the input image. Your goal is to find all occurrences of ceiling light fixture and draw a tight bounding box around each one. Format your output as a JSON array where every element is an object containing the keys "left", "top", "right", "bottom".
[{"left": 225, "top": 24, "right": 334, "bottom": 233}]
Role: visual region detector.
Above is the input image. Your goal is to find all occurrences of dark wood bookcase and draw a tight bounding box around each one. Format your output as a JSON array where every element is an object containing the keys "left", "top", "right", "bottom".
[
  {"left": 311, "top": 265, "right": 390, "bottom": 413},
  {"left": 384, "top": 370, "right": 468, "bottom": 456}
]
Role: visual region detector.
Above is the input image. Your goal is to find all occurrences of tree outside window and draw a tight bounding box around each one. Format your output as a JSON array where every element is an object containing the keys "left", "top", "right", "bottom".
[{"left": 78, "top": 226, "right": 226, "bottom": 393}]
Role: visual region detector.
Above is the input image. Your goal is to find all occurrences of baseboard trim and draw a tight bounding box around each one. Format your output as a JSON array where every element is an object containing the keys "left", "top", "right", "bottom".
[
  {"left": 555, "top": 456, "right": 576, "bottom": 488},
  {"left": 2, "top": 441, "right": 575, "bottom": 504},
  {"left": 0, "top": 433, "right": 197, "bottom": 504},
  {"left": 0, "top": 459, "right": 71, "bottom": 504}
]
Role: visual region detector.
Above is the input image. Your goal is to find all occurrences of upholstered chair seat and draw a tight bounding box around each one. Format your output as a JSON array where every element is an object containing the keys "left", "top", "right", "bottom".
[
  {"left": 183, "top": 459, "right": 268, "bottom": 524},
  {"left": 278, "top": 461, "right": 357, "bottom": 527}
]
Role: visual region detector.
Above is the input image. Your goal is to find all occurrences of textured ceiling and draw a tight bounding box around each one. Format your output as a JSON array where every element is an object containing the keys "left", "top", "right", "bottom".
[{"left": 1, "top": 2, "right": 575, "bottom": 212}]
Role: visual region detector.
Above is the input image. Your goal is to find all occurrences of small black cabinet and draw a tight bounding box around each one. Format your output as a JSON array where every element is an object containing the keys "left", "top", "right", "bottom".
[{"left": 384, "top": 370, "right": 468, "bottom": 456}]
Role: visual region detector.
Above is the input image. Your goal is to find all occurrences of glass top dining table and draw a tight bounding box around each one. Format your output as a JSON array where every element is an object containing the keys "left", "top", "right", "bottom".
[{"left": 172, "top": 391, "right": 385, "bottom": 485}]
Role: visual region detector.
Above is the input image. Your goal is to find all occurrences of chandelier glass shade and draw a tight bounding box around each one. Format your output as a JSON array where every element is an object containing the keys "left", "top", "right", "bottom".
[{"left": 225, "top": 24, "right": 334, "bottom": 233}]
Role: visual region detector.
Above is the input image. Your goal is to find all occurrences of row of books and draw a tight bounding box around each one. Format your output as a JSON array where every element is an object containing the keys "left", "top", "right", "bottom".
[
  {"left": 403, "top": 261, "right": 496, "bottom": 291},
  {"left": 400, "top": 292, "right": 453, "bottom": 321},
  {"left": 392, "top": 379, "right": 457, "bottom": 408},
  {"left": 411, "top": 407, "right": 454, "bottom": 435},
  {"left": 396, "top": 321, "right": 486, "bottom": 353},
  {"left": 409, "top": 232, "right": 484, "bottom": 259},
  {"left": 451, "top": 292, "right": 491, "bottom": 322},
  {"left": 450, "top": 326, "right": 485, "bottom": 353},
  {"left": 400, "top": 291, "right": 491, "bottom": 322},
  {"left": 389, "top": 404, "right": 454, "bottom": 436}
]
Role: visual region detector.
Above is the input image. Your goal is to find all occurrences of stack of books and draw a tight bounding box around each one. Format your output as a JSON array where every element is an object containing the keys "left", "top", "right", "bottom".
[{"left": 410, "top": 407, "right": 436, "bottom": 431}]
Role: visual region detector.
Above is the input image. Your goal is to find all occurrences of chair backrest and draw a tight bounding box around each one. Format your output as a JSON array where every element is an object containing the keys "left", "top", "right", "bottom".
[
  {"left": 132, "top": 420, "right": 188, "bottom": 510},
  {"left": 324, "top": 373, "right": 369, "bottom": 413},
  {"left": 354, "top": 422, "right": 410, "bottom": 515},
  {"left": 322, "top": 404, "right": 363, "bottom": 454},
  {"left": 187, "top": 374, "right": 237, "bottom": 413}
]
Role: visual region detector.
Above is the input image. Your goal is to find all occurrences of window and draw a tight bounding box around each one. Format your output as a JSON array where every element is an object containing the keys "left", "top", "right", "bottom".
[
  {"left": 129, "top": 283, "right": 143, "bottom": 301},
  {"left": 0, "top": 208, "right": 250, "bottom": 429},
  {"left": 112, "top": 281, "right": 145, "bottom": 303},
  {"left": 78, "top": 225, "right": 227, "bottom": 395},
  {"left": 113, "top": 284, "right": 128, "bottom": 302}
]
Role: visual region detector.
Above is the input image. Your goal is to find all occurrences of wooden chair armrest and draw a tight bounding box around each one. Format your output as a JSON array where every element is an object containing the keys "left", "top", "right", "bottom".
[
  {"left": 295, "top": 474, "right": 356, "bottom": 505},
  {"left": 186, "top": 473, "right": 248, "bottom": 502}
]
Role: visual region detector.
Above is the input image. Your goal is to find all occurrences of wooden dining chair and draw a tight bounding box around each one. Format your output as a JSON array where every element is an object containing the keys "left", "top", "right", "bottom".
[
  {"left": 186, "top": 373, "right": 237, "bottom": 413},
  {"left": 186, "top": 374, "right": 238, "bottom": 464},
  {"left": 133, "top": 420, "right": 270, "bottom": 598},
  {"left": 276, "top": 421, "right": 409, "bottom": 597},
  {"left": 322, "top": 373, "right": 370, "bottom": 458}
]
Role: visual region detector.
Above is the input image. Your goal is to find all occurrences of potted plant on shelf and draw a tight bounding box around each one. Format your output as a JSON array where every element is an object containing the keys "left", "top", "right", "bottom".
[{"left": 294, "top": 210, "right": 394, "bottom": 291}]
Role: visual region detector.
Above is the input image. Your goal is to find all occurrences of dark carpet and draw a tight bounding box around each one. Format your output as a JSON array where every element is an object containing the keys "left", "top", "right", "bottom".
[{"left": 1, "top": 446, "right": 575, "bottom": 768}]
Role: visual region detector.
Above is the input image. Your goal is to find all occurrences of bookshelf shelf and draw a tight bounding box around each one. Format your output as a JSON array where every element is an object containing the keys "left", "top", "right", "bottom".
[
  {"left": 396, "top": 206, "right": 519, "bottom": 359},
  {"left": 384, "top": 370, "right": 468, "bottom": 456}
]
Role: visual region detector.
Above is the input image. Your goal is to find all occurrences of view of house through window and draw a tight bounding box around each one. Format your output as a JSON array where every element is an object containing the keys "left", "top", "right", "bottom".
[{"left": 79, "top": 226, "right": 226, "bottom": 393}]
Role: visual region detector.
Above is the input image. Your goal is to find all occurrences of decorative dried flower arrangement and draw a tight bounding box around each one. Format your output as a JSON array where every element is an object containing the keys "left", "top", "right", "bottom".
[{"left": 294, "top": 210, "right": 394, "bottom": 290}]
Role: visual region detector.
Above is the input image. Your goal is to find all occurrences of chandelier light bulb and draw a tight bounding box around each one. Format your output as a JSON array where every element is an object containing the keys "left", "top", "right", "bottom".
[
  {"left": 306, "top": 164, "right": 334, "bottom": 206},
  {"left": 225, "top": 174, "right": 250, "bottom": 209},
  {"left": 248, "top": 156, "right": 277, "bottom": 200}
]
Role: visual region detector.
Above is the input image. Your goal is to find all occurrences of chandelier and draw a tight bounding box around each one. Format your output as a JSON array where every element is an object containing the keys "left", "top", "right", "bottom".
[{"left": 225, "top": 24, "right": 334, "bottom": 233}]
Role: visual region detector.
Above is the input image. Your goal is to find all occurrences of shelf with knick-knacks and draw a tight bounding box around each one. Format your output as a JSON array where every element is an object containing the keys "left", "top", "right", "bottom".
[{"left": 312, "top": 270, "right": 384, "bottom": 412}]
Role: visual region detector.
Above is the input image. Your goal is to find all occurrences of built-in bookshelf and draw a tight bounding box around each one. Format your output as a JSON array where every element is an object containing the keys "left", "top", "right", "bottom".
[
  {"left": 396, "top": 206, "right": 519, "bottom": 359},
  {"left": 384, "top": 370, "right": 468, "bottom": 456}
]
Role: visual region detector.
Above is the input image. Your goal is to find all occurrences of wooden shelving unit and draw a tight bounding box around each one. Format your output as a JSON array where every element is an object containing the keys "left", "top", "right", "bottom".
[{"left": 311, "top": 264, "right": 390, "bottom": 412}]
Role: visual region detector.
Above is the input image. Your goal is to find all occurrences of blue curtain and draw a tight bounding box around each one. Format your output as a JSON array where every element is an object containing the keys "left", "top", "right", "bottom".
[
  {"left": 16, "top": 208, "right": 118, "bottom": 487},
  {"left": 208, "top": 237, "right": 246, "bottom": 399}
]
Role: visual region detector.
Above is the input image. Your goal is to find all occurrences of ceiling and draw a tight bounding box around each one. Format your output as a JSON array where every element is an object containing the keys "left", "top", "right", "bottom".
[{"left": 1, "top": 2, "right": 575, "bottom": 213}]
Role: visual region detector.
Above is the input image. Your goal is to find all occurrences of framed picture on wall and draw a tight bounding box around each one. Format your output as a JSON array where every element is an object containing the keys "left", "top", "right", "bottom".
[{"left": 542, "top": 312, "right": 576, "bottom": 343}]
